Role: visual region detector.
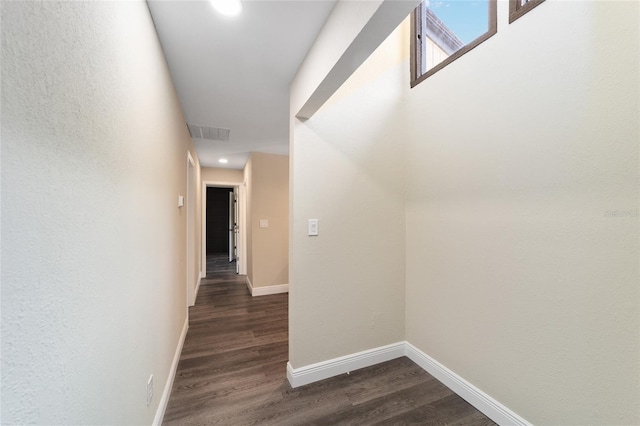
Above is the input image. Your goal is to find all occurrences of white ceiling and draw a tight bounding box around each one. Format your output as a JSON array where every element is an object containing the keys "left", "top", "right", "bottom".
[{"left": 147, "top": 0, "right": 336, "bottom": 169}]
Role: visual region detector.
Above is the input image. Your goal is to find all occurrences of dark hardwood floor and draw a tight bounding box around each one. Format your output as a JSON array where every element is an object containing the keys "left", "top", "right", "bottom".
[{"left": 163, "top": 255, "right": 496, "bottom": 425}]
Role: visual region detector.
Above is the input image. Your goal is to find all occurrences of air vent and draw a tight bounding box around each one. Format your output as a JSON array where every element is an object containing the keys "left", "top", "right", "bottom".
[{"left": 187, "top": 123, "right": 230, "bottom": 142}]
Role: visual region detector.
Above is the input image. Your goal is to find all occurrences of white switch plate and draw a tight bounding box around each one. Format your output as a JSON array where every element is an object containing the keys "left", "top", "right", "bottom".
[
  {"left": 178, "top": 195, "right": 184, "bottom": 207},
  {"left": 259, "top": 219, "right": 269, "bottom": 228},
  {"left": 308, "top": 219, "right": 319, "bottom": 236}
]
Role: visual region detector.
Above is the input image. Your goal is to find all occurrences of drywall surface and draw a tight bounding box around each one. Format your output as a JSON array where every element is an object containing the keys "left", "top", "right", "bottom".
[
  {"left": 245, "top": 152, "right": 289, "bottom": 288},
  {"left": 245, "top": 156, "right": 254, "bottom": 283},
  {"left": 201, "top": 167, "right": 244, "bottom": 184},
  {"left": 1, "top": 1, "right": 200, "bottom": 424},
  {"left": 290, "top": 0, "right": 381, "bottom": 116},
  {"left": 404, "top": 1, "right": 639, "bottom": 424},
  {"left": 289, "top": 22, "right": 408, "bottom": 368},
  {"left": 292, "top": 0, "right": 421, "bottom": 119}
]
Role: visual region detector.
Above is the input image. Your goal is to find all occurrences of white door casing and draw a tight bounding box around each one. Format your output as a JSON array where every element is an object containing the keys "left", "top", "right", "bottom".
[
  {"left": 201, "top": 181, "right": 247, "bottom": 277},
  {"left": 186, "top": 152, "right": 196, "bottom": 307}
]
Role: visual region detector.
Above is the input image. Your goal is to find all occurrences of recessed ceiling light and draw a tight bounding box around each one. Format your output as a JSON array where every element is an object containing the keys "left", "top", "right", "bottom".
[
  {"left": 210, "top": 0, "right": 242, "bottom": 17},
  {"left": 219, "top": 158, "right": 229, "bottom": 164}
]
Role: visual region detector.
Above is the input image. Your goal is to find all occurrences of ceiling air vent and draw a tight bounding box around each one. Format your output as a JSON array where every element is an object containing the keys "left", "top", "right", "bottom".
[{"left": 187, "top": 123, "right": 230, "bottom": 142}]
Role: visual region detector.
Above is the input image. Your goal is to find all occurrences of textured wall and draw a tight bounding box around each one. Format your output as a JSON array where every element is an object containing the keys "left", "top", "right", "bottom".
[
  {"left": 289, "top": 23, "right": 408, "bottom": 368},
  {"left": 246, "top": 152, "right": 289, "bottom": 288},
  {"left": 289, "top": 0, "right": 383, "bottom": 116},
  {"left": 289, "top": 0, "right": 639, "bottom": 423},
  {"left": 1, "top": 1, "right": 200, "bottom": 424},
  {"left": 201, "top": 167, "right": 244, "bottom": 184},
  {"left": 404, "top": 1, "right": 639, "bottom": 424}
]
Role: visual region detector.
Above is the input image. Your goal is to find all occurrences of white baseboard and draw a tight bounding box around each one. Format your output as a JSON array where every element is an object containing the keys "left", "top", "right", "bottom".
[
  {"left": 286, "top": 341, "right": 530, "bottom": 425},
  {"left": 245, "top": 276, "right": 289, "bottom": 297},
  {"left": 252, "top": 283, "right": 289, "bottom": 296},
  {"left": 245, "top": 276, "right": 253, "bottom": 295},
  {"left": 153, "top": 317, "right": 188, "bottom": 426},
  {"left": 286, "top": 342, "right": 405, "bottom": 388},
  {"left": 405, "top": 342, "right": 531, "bottom": 426}
]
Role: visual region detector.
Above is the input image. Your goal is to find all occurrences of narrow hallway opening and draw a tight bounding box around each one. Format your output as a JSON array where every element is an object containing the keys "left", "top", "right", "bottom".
[{"left": 163, "top": 254, "right": 288, "bottom": 424}]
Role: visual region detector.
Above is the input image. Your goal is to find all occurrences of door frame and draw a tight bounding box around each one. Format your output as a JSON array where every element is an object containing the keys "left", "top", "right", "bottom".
[
  {"left": 186, "top": 152, "right": 197, "bottom": 308},
  {"left": 228, "top": 190, "right": 235, "bottom": 263},
  {"left": 202, "top": 180, "right": 247, "bottom": 277}
]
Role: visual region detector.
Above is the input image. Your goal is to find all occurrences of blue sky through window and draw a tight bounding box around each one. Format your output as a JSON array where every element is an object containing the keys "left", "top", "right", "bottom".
[{"left": 427, "top": 0, "right": 489, "bottom": 45}]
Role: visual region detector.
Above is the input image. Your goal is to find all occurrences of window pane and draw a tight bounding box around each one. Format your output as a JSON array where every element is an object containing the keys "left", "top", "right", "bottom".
[
  {"left": 410, "top": 0, "right": 496, "bottom": 86},
  {"left": 421, "top": 0, "right": 490, "bottom": 72}
]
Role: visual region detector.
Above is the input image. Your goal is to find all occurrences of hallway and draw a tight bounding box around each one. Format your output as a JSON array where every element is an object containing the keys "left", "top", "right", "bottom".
[
  {"left": 163, "top": 256, "right": 495, "bottom": 425},
  {"left": 163, "top": 255, "right": 287, "bottom": 424}
]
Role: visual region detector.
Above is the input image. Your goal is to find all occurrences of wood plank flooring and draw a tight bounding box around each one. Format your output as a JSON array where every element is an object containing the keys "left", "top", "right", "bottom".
[{"left": 163, "top": 255, "right": 496, "bottom": 425}]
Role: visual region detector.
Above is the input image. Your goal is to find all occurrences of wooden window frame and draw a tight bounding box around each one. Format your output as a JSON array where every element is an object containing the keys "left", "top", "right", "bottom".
[
  {"left": 410, "top": 0, "right": 497, "bottom": 88},
  {"left": 509, "top": 0, "right": 545, "bottom": 24}
]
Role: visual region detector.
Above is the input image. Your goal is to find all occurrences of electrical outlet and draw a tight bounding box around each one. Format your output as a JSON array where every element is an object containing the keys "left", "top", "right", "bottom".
[{"left": 147, "top": 375, "right": 153, "bottom": 406}]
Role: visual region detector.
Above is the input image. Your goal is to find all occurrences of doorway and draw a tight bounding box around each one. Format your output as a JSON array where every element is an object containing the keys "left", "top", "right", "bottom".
[
  {"left": 206, "top": 187, "right": 234, "bottom": 257},
  {"left": 201, "top": 181, "right": 246, "bottom": 278}
]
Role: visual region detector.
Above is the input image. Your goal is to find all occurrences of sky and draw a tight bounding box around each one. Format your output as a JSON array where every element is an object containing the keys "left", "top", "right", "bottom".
[{"left": 428, "top": 0, "right": 490, "bottom": 45}]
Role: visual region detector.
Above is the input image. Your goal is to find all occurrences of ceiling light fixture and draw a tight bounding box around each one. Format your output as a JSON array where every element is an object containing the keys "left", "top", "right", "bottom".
[
  {"left": 219, "top": 158, "right": 229, "bottom": 164},
  {"left": 210, "top": 0, "right": 242, "bottom": 17}
]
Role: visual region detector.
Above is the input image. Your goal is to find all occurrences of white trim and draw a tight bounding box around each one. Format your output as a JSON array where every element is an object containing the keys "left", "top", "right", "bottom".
[
  {"left": 286, "top": 342, "right": 405, "bottom": 388},
  {"left": 201, "top": 183, "right": 207, "bottom": 279},
  {"left": 405, "top": 342, "right": 532, "bottom": 426},
  {"left": 239, "top": 181, "right": 247, "bottom": 276},
  {"left": 245, "top": 276, "right": 289, "bottom": 297},
  {"left": 285, "top": 341, "right": 531, "bottom": 425},
  {"left": 201, "top": 180, "right": 247, "bottom": 278},
  {"left": 153, "top": 317, "right": 188, "bottom": 426},
  {"left": 186, "top": 152, "right": 196, "bottom": 308},
  {"left": 252, "top": 284, "right": 288, "bottom": 297},
  {"left": 245, "top": 276, "right": 253, "bottom": 295}
]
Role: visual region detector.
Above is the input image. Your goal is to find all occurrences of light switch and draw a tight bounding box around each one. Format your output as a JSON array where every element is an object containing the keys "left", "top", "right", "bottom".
[
  {"left": 259, "top": 219, "right": 269, "bottom": 228},
  {"left": 178, "top": 195, "right": 184, "bottom": 207},
  {"left": 308, "top": 219, "right": 319, "bottom": 236}
]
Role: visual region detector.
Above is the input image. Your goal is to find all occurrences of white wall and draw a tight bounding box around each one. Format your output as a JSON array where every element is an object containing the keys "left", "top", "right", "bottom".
[
  {"left": 405, "top": 1, "right": 639, "bottom": 424},
  {"left": 291, "top": 0, "right": 381, "bottom": 117},
  {"left": 1, "top": 1, "right": 200, "bottom": 423},
  {"left": 289, "top": 21, "right": 408, "bottom": 368},
  {"left": 291, "top": 0, "right": 418, "bottom": 119},
  {"left": 289, "top": 0, "right": 639, "bottom": 423}
]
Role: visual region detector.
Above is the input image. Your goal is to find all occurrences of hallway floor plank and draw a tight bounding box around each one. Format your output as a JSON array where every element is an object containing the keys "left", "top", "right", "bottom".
[{"left": 163, "top": 255, "right": 496, "bottom": 425}]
